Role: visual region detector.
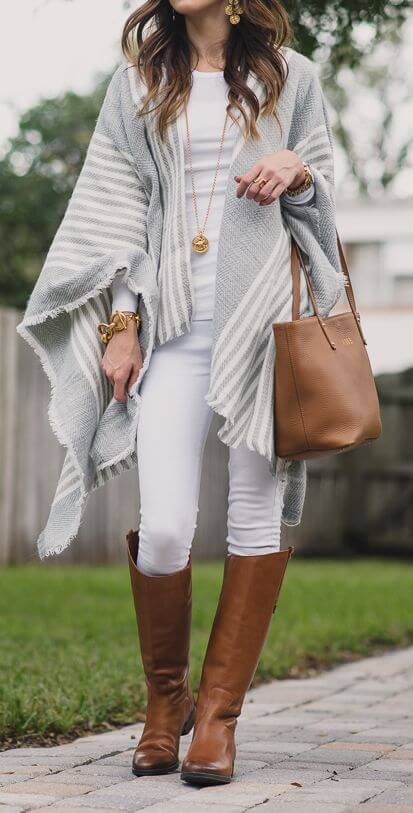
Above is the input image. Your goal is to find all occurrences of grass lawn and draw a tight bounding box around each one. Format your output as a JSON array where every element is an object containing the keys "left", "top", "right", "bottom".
[{"left": 1, "top": 558, "right": 413, "bottom": 748}]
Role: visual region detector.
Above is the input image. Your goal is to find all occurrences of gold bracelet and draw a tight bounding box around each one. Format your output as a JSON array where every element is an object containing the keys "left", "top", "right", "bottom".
[
  {"left": 285, "top": 163, "right": 313, "bottom": 197},
  {"left": 97, "top": 310, "right": 141, "bottom": 345}
]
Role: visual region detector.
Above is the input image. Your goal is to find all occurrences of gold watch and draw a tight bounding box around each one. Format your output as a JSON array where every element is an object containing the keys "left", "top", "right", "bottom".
[
  {"left": 285, "top": 163, "right": 313, "bottom": 197},
  {"left": 97, "top": 310, "right": 141, "bottom": 345}
]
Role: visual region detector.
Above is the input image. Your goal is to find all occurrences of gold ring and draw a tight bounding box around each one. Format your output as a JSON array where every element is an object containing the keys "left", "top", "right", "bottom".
[
  {"left": 247, "top": 176, "right": 267, "bottom": 193},
  {"left": 252, "top": 176, "right": 268, "bottom": 189}
]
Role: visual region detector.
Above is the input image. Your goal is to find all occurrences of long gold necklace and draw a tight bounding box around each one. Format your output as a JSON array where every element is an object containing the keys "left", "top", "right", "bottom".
[{"left": 184, "top": 102, "right": 230, "bottom": 254}]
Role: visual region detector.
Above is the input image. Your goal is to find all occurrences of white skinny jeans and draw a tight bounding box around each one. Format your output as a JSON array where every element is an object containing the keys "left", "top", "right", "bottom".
[{"left": 136, "top": 320, "right": 287, "bottom": 576}]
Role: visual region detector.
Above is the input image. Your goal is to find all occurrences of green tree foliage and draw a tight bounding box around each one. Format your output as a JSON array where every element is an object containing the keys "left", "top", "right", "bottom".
[
  {"left": 285, "top": 0, "right": 412, "bottom": 75},
  {"left": 0, "top": 79, "right": 108, "bottom": 307}
]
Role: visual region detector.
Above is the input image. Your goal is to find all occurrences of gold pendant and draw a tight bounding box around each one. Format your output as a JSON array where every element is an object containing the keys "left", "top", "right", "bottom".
[{"left": 192, "top": 233, "right": 209, "bottom": 253}]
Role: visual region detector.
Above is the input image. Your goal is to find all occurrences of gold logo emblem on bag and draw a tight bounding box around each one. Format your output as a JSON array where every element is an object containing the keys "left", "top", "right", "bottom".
[{"left": 342, "top": 336, "right": 353, "bottom": 346}]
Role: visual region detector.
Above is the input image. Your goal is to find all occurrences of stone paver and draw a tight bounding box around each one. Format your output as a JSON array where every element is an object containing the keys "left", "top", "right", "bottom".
[{"left": 1, "top": 646, "right": 412, "bottom": 812}]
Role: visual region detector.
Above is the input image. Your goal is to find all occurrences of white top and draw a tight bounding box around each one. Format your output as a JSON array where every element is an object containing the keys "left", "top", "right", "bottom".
[
  {"left": 180, "top": 68, "right": 239, "bottom": 319},
  {"left": 111, "top": 69, "right": 314, "bottom": 319}
]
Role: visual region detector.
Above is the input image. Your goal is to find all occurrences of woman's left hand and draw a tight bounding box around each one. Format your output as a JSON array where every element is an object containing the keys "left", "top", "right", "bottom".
[{"left": 234, "top": 150, "right": 306, "bottom": 206}]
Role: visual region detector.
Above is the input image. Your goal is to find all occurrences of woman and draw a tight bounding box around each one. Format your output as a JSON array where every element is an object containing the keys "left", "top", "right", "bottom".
[{"left": 17, "top": 0, "right": 344, "bottom": 788}]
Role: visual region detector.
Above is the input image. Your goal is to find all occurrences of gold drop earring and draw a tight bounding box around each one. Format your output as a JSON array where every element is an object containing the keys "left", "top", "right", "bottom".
[{"left": 225, "top": 0, "right": 243, "bottom": 24}]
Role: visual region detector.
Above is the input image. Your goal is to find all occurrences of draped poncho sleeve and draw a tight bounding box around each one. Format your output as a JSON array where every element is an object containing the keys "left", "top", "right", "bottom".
[
  {"left": 278, "top": 55, "right": 346, "bottom": 526},
  {"left": 17, "top": 66, "right": 161, "bottom": 558},
  {"left": 281, "top": 60, "right": 344, "bottom": 314}
]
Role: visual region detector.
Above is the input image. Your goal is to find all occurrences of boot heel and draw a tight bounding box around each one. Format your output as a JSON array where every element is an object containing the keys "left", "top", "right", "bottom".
[{"left": 181, "top": 706, "right": 195, "bottom": 735}]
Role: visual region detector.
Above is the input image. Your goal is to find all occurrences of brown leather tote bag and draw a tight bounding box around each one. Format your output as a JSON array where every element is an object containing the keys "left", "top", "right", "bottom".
[{"left": 272, "top": 234, "right": 382, "bottom": 461}]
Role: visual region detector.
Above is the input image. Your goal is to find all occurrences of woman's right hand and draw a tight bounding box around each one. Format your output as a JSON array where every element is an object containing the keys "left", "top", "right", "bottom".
[{"left": 101, "top": 319, "right": 143, "bottom": 403}]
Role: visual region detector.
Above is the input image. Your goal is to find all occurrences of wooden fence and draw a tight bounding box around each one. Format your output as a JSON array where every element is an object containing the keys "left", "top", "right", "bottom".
[{"left": 1, "top": 306, "right": 412, "bottom": 564}]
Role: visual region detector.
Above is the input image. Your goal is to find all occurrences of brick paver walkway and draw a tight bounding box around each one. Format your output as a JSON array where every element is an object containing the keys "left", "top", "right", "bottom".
[{"left": 1, "top": 646, "right": 413, "bottom": 813}]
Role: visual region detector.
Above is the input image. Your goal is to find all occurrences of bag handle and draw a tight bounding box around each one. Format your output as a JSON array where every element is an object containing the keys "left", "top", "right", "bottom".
[{"left": 291, "top": 231, "right": 367, "bottom": 348}]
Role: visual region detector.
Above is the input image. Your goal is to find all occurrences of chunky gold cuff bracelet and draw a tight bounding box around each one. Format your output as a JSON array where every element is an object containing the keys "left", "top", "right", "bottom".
[
  {"left": 285, "top": 162, "right": 314, "bottom": 197},
  {"left": 97, "top": 310, "right": 141, "bottom": 345}
]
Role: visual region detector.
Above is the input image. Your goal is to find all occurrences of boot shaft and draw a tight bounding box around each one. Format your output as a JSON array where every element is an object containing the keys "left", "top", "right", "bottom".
[
  {"left": 127, "top": 530, "right": 192, "bottom": 682},
  {"left": 197, "top": 548, "right": 293, "bottom": 712}
]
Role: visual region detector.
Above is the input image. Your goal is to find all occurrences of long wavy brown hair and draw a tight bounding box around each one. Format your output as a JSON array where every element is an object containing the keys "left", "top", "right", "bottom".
[{"left": 122, "top": 0, "right": 292, "bottom": 142}]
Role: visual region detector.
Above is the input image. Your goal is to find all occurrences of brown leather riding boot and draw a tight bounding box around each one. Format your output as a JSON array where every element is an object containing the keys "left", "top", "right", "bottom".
[
  {"left": 127, "top": 530, "right": 195, "bottom": 776},
  {"left": 181, "top": 547, "right": 293, "bottom": 786}
]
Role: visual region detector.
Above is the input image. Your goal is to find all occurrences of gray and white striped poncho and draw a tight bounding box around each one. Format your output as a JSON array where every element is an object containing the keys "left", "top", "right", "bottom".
[{"left": 17, "top": 47, "right": 345, "bottom": 559}]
